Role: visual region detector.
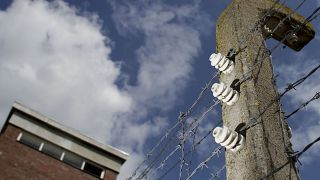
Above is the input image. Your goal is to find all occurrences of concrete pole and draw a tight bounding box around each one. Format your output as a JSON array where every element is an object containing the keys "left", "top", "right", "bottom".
[{"left": 216, "top": 0, "right": 314, "bottom": 179}]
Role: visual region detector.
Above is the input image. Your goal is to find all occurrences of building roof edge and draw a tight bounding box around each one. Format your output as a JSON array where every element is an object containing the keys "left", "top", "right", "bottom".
[{"left": 9, "top": 102, "right": 129, "bottom": 161}]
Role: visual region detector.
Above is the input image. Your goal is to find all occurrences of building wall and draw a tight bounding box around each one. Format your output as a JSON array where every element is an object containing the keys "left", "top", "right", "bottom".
[{"left": 0, "top": 125, "right": 118, "bottom": 180}]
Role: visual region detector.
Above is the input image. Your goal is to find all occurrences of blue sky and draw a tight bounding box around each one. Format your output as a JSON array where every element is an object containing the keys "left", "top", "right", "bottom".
[{"left": 0, "top": 0, "right": 319, "bottom": 179}]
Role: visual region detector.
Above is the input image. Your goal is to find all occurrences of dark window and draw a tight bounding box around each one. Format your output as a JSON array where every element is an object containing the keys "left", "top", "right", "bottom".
[
  {"left": 18, "top": 132, "right": 42, "bottom": 150},
  {"left": 42, "top": 142, "right": 63, "bottom": 160},
  {"left": 83, "top": 162, "right": 103, "bottom": 178},
  {"left": 18, "top": 132, "right": 105, "bottom": 179},
  {"left": 63, "top": 151, "right": 83, "bottom": 169}
]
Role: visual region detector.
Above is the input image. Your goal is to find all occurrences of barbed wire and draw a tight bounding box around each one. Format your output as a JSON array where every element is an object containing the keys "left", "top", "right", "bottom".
[
  {"left": 156, "top": 120, "right": 223, "bottom": 180},
  {"left": 244, "top": 63, "right": 320, "bottom": 131},
  {"left": 186, "top": 146, "right": 224, "bottom": 180},
  {"left": 265, "top": 0, "right": 307, "bottom": 40},
  {"left": 154, "top": 68, "right": 317, "bottom": 179},
  {"left": 210, "top": 165, "right": 226, "bottom": 180},
  {"left": 234, "top": 1, "right": 312, "bottom": 87},
  {"left": 227, "top": 0, "right": 288, "bottom": 89},
  {"left": 269, "top": 5, "right": 319, "bottom": 52},
  {"left": 260, "top": 136, "right": 320, "bottom": 180},
  {"left": 142, "top": 0, "right": 294, "bottom": 175},
  {"left": 136, "top": 137, "right": 179, "bottom": 179},
  {"left": 182, "top": 64, "right": 319, "bottom": 179},
  {"left": 126, "top": 72, "right": 218, "bottom": 179},
  {"left": 128, "top": 1, "right": 319, "bottom": 179},
  {"left": 180, "top": 2, "right": 318, "bottom": 179},
  {"left": 285, "top": 92, "right": 320, "bottom": 120},
  {"left": 188, "top": 100, "right": 220, "bottom": 135},
  {"left": 234, "top": 0, "right": 286, "bottom": 53},
  {"left": 280, "top": 64, "right": 320, "bottom": 98},
  {"left": 154, "top": 145, "right": 181, "bottom": 172},
  {"left": 143, "top": 26, "right": 317, "bottom": 180},
  {"left": 137, "top": 100, "right": 221, "bottom": 179},
  {"left": 279, "top": 65, "right": 320, "bottom": 97},
  {"left": 304, "top": 6, "right": 320, "bottom": 24}
]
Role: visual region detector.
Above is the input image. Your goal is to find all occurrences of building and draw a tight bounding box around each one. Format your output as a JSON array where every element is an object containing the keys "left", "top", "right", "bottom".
[{"left": 0, "top": 102, "right": 128, "bottom": 180}]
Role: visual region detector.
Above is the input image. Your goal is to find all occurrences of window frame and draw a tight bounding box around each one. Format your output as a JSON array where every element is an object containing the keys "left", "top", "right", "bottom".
[{"left": 16, "top": 131, "right": 106, "bottom": 179}]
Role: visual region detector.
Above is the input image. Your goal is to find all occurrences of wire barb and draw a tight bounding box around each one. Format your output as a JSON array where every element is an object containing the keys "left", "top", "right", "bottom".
[
  {"left": 186, "top": 146, "right": 224, "bottom": 180},
  {"left": 210, "top": 165, "right": 226, "bottom": 180},
  {"left": 260, "top": 136, "right": 320, "bottom": 180},
  {"left": 128, "top": 2, "right": 320, "bottom": 179},
  {"left": 285, "top": 92, "right": 320, "bottom": 120},
  {"left": 280, "top": 65, "right": 320, "bottom": 98}
]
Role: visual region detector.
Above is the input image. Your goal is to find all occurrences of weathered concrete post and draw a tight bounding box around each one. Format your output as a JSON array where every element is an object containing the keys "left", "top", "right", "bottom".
[{"left": 216, "top": 0, "right": 314, "bottom": 179}]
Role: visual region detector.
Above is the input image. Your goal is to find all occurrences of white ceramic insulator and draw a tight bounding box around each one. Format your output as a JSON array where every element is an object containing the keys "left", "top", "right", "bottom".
[
  {"left": 211, "top": 83, "right": 239, "bottom": 106},
  {"left": 209, "top": 53, "right": 234, "bottom": 74},
  {"left": 212, "top": 126, "right": 244, "bottom": 152}
]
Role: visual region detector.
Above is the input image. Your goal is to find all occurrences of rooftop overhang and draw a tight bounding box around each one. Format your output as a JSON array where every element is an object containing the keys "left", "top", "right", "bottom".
[{"left": 1, "top": 102, "right": 129, "bottom": 173}]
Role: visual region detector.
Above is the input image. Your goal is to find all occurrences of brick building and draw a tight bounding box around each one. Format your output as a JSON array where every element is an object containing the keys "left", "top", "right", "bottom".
[{"left": 0, "top": 102, "right": 128, "bottom": 180}]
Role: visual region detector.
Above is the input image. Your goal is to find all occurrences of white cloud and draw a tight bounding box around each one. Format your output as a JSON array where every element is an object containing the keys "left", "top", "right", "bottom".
[
  {"left": 111, "top": 1, "right": 213, "bottom": 178},
  {"left": 0, "top": 0, "right": 213, "bottom": 179},
  {"left": 275, "top": 56, "right": 320, "bottom": 164},
  {"left": 0, "top": 0, "right": 133, "bottom": 145},
  {"left": 112, "top": 1, "right": 212, "bottom": 111}
]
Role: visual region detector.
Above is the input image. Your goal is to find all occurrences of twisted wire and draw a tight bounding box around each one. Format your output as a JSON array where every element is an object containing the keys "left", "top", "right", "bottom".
[
  {"left": 156, "top": 120, "right": 223, "bottom": 180},
  {"left": 234, "top": 0, "right": 285, "bottom": 53},
  {"left": 285, "top": 92, "right": 320, "bottom": 120},
  {"left": 126, "top": 72, "right": 218, "bottom": 179},
  {"left": 244, "top": 63, "right": 320, "bottom": 131},
  {"left": 137, "top": 100, "right": 221, "bottom": 179},
  {"left": 234, "top": 0, "right": 311, "bottom": 87},
  {"left": 129, "top": 2, "right": 319, "bottom": 179},
  {"left": 210, "top": 165, "right": 226, "bottom": 180},
  {"left": 260, "top": 136, "right": 320, "bottom": 180},
  {"left": 186, "top": 146, "right": 224, "bottom": 180},
  {"left": 280, "top": 65, "right": 320, "bottom": 98}
]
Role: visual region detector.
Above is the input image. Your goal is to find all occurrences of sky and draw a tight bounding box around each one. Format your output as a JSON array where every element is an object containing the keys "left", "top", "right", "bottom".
[{"left": 0, "top": 0, "right": 319, "bottom": 179}]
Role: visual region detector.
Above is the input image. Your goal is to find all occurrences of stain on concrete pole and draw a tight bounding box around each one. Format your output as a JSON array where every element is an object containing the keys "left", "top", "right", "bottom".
[{"left": 216, "top": 0, "right": 314, "bottom": 179}]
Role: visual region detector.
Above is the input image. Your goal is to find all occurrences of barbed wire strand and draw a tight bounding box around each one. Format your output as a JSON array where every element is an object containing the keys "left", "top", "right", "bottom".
[
  {"left": 235, "top": 0, "right": 286, "bottom": 53},
  {"left": 285, "top": 92, "right": 320, "bottom": 120},
  {"left": 150, "top": 61, "right": 319, "bottom": 179},
  {"left": 242, "top": 63, "right": 320, "bottom": 132},
  {"left": 182, "top": 63, "right": 320, "bottom": 180},
  {"left": 129, "top": 1, "right": 318, "bottom": 179},
  {"left": 210, "top": 164, "right": 226, "bottom": 180},
  {"left": 180, "top": 3, "right": 318, "bottom": 178},
  {"left": 265, "top": 0, "right": 307, "bottom": 40},
  {"left": 182, "top": 2, "right": 318, "bottom": 179},
  {"left": 136, "top": 135, "right": 179, "bottom": 180},
  {"left": 304, "top": 6, "right": 320, "bottom": 23},
  {"left": 186, "top": 146, "right": 224, "bottom": 180},
  {"left": 186, "top": 122, "right": 200, "bottom": 177},
  {"left": 136, "top": 1, "right": 293, "bottom": 177},
  {"left": 126, "top": 72, "right": 218, "bottom": 179},
  {"left": 234, "top": 0, "right": 311, "bottom": 87},
  {"left": 280, "top": 64, "right": 320, "bottom": 98},
  {"left": 154, "top": 145, "right": 181, "bottom": 172},
  {"left": 269, "top": 5, "right": 319, "bottom": 52},
  {"left": 137, "top": 100, "right": 221, "bottom": 179},
  {"left": 156, "top": 120, "right": 223, "bottom": 180},
  {"left": 260, "top": 136, "right": 320, "bottom": 180}
]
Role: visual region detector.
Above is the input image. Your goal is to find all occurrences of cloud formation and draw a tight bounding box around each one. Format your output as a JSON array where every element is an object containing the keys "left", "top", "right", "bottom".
[
  {"left": 0, "top": 0, "right": 212, "bottom": 179},
  {"left": 111, "top": 2, "right": 213, "bottom": 178},
  {"left": 275, "top": 54, "right": 320, "bottom": 164},
  {"left": 112, "top": 1, "right": 211, "bottom": 110},
  {"left": 0, "top": 0, "right": 132, "bottom": 143}
]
